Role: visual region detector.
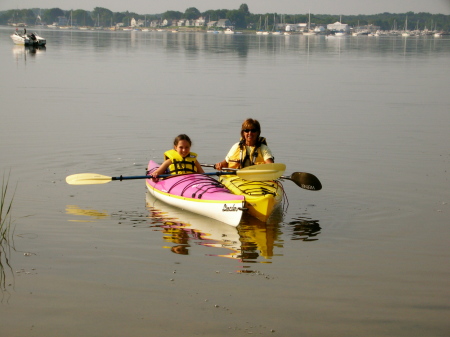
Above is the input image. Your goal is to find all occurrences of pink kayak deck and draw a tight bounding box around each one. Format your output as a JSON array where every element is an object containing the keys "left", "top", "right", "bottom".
[{"left": 146, "top": 161, "right": 244, "bottom": 202}]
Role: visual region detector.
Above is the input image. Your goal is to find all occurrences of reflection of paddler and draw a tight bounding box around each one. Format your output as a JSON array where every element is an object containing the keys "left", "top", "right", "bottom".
[
  {"left": 161, "top": 222, "right": 202, "bottom": 243},
  {"left": 171, "top": 245, "right": 189, "bottom": 255},
  {"left": 160, "top": 223, "right": 194, "bottom": 254},
  {"left": 238, "top": 217, "right": 279, "bottom": 260}
]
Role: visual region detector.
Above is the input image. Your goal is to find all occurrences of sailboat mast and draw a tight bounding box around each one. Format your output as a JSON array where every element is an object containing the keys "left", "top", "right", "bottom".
[{"left": 308, "top": 10, "right": 310, "bottom": 30}]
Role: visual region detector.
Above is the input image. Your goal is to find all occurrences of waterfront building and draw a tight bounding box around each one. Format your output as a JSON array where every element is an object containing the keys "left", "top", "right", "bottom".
[{"left": 327, "top": 21, "right": 349, "bottom": 33}]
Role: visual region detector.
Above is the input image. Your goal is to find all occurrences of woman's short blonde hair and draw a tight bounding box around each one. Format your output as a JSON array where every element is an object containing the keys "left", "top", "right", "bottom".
[{"left": 240, "top": 118, "right": 261, "bottom": 138}]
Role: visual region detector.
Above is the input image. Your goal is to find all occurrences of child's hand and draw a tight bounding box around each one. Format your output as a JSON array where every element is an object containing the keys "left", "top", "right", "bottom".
[{"left": 149, "top": 170, "right": 160, "bottom": 181}]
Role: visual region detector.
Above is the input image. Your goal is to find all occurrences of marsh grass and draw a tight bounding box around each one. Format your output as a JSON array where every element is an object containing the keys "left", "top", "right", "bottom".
[{"left": 1, "top": 173, "right": 16, "bottom": 291}]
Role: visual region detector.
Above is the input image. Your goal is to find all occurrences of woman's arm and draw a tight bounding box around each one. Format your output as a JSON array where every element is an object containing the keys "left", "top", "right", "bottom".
[
  {"left": 261, "top": 144, "right": 275, "bottom": 163},
  {"left": 214, "top": 160, "right": 229, "bottom": 170}
]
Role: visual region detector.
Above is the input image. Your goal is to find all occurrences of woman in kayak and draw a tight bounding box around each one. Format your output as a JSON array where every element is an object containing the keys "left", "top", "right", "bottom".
[
  {"left": 150, "top": 134, "right": 205, "bottom": 178},
  {"left": 215, "top": 118, "right": 274, "bottom": 170}
]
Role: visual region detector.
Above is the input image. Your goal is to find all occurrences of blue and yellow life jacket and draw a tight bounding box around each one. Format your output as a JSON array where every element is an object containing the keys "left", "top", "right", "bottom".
[{"left": 164, "top": 149, "right": 198, "bottom": 175}]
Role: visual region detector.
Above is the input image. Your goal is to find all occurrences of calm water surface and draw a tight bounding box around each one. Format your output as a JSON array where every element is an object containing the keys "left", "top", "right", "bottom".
[{"left": 1, "top": 27, "right": 449, "bottom": 336}]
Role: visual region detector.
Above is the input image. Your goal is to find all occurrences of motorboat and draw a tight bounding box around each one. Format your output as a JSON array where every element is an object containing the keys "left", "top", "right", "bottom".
[
  {"left": 28, "top": 32, "right": 46, "bottom": 46},
  {"left": 10, "top": 31, "right": 30, "bottom": 45}
]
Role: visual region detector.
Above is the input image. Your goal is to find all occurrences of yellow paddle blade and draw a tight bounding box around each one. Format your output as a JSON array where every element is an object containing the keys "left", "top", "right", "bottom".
[
  {"left": 236, "top": 163, "right": 286, "bottom": 181},
  {"left": 66, "top": 173, "right": 113, "bottom": 185}
]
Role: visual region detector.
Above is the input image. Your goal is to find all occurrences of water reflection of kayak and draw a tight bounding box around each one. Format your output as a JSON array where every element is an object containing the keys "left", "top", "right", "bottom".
[
  {"left": 146, "top": 191, "right": 241, "bottom": 254},
  {"left": 146, "top": 192, "right": 282, "bottom": 264}
]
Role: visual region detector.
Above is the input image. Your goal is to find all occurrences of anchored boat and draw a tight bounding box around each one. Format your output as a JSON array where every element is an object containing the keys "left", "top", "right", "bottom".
[{"left": 10, "top": 31, "right": 46, "bottom": 46}]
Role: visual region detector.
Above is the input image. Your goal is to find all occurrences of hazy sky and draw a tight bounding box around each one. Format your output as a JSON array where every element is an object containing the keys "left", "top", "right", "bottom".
[{"left": 2, "top": 0, "right": 450, "bottom": 15}]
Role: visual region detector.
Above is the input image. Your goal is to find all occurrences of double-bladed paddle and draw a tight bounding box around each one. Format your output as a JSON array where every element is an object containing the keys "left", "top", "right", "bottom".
[
  {"left": 66, "top": 163, "right": 286, "bottom": 185},
  {"left": 279, "top": 172, "right": 322, "bottom": 191},
  {"left": 201, "top": 163, "right": 322, "bottom": 191}
]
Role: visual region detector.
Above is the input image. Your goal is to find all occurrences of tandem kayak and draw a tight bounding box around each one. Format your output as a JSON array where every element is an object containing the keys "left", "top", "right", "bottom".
[
  {"left": 218, "top": 175, "right": 284, "bottom": 223},
  {"left": 146, "top": 161, "right": 245, "bottom": 227}
]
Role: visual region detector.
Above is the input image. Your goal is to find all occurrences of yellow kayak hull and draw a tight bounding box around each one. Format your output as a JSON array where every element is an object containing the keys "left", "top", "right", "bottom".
[{"left": 219, "top": 175, "right": 284, "bottom": 222}]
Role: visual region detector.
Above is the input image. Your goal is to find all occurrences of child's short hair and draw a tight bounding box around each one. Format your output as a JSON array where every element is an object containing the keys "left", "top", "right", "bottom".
[{"left": 173, "top": 134, "right": 192, "bottom": 146}]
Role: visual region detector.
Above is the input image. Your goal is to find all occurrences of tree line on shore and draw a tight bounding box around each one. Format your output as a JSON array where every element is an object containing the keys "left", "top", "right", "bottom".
[{"left": 1, "top": 4, "right": 449, "bottom": 31}]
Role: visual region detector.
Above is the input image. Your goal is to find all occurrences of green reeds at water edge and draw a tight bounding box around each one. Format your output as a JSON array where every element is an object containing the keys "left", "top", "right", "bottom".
[
  {"left": 1, "top": 173, "right": 16, "bottom": 291},
  {"left": 1, "top": 174, "right": 15, "bottom": 242}
]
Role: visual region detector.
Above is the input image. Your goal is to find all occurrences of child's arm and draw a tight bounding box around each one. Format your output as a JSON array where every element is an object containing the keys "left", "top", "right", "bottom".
[
  {"left": 195, "top": 160, "right": 205, "bottom": 174},
  {"left": 151, "top": 159, "right": 172, "bottom": 177}
]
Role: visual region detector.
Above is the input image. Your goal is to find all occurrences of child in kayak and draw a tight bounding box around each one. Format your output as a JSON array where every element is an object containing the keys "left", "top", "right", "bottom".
[{"left": 150, "top": 134, "right": 205, "bottom": 178}]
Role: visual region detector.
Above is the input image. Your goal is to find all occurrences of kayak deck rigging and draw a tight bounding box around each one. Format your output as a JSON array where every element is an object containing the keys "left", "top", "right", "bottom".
[{"left": 147, "top": 168, "right": 231, "bottom": 199}]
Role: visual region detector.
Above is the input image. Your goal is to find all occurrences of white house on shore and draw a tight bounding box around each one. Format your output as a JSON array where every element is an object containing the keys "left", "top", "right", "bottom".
[
  {"left": 215, "top": 19, "right": 233, "bottom": 28},
  {"left": 195, "top": 17, "right": 206, "bottom": 26},
  {"left": 327, "top": 21, "right": 349, "bottom": 33}
]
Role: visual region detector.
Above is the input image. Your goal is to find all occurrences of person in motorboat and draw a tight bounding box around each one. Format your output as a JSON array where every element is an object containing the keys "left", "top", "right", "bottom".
[
  {"left": 215, "top": 118, "right": 274, "bottom": 170},
  {"left": 14, "top": 28, "right": 24, "bottom": 37},
  {"left": 150, "top": 134, "right": 205, "bottom": 179}
]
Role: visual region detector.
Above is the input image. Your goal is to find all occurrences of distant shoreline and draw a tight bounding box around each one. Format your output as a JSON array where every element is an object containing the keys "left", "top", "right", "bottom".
[{"left": 2, "top": 8, "right": 449, "bottom": 32}]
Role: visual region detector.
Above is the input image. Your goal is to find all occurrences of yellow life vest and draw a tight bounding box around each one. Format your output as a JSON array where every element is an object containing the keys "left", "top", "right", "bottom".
[
  {"left": 164, "top": 149, "right": 198, "bottom": 175},
  {"left": 228, "top": 137, "right": 268, "bottom": 169}
]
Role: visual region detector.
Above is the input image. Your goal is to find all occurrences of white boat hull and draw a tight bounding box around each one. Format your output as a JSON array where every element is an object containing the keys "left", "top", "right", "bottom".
[
  {"left": 146, "top": 183, "right": 244, "bottom": 227},
  {"left": 10, "top": 33, "right": 29, "bottom": 45}
]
